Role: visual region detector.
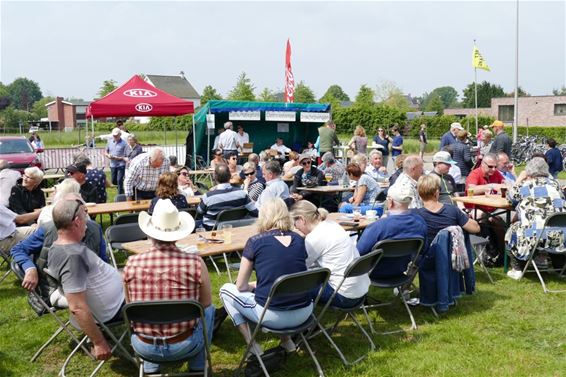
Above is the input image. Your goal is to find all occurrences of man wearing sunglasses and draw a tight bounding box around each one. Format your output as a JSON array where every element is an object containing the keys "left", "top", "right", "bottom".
[
  {"left": 290, "top": 154, "right": 325, "bottom": 206},
  {"left": 47, "top": 195, "right": 124, "bottom": 360}
]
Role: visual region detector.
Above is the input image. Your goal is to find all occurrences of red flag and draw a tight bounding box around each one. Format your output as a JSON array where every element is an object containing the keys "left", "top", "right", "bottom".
[{"left": 285, "top": 39, "right": 295, "bottom": 103}]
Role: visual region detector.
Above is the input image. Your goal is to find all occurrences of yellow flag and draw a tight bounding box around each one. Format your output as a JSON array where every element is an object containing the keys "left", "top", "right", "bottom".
[{"left": 472, "top": 46, "right": 490, "bottom": 71}]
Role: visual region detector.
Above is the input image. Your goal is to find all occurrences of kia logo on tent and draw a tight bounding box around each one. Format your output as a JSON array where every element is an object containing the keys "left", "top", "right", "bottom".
[
  {"left": 124, "top": 89, "right": 157, "bottom": 98},
  {"left": 135, "top": 103, "right": 153, "bottom": 112}
]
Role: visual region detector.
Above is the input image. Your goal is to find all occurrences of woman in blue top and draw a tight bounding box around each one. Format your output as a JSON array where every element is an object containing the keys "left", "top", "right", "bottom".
[
  {"left": 220, "top": 198, "right": 312, "bottom": 356},
  {"left": 339, "top": 163, "right": 379, "bottom": 214},
  {"left": 148, "top": 172, "right": 189, "bottom": 214},
  {"left": 373, "top": 127, "right": 391, "bottom": 168},
  {"left": 391, "top": 126, "right": 404, "bottom": 161}
]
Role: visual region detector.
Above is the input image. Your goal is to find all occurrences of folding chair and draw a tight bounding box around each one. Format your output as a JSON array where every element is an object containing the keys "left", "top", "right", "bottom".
[
  {"left": 469, "top": 234, "right": 495, "bottom": 284},
  {"left": 237, "top": 267, "right": 331, "bottom": 377},
  {"left": 39, "top": 268, "right": 134, "bottom": 377},
  {"left": 9, "top": 261, "right": 93, "bottom": 363},
  {"left": 114, "top": 213, "right": 140, "bottom": 225},
  {"left": 123, "top": 300, "right": 213, "bottom": 377},
  {"left": 0, "top": 248, "right": 12, "bottom": 285},
  {"left": 105, "top": 223, "right": 147, "bottom": 269},
  {"left": 310, "top": 249, "right": 383, "bottom": 366},
  {"left": 210, "top": 207, "right": 251, "bottom": 281},
  {"left": 521, "top": 212, "right": 566, "bottom": 293},
  {"left": 363, "top": 238, "right": 424, "bottom": 333}
]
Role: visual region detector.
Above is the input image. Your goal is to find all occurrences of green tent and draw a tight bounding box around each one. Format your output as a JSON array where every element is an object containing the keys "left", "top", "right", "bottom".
[{"left": 192, "top": 100, "right": 331, "bottom": 163}]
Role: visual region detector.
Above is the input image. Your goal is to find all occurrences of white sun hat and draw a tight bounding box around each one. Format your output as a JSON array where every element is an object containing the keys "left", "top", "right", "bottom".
[{"left": 138, "top": 199, "right": 195, "bottom": 242}]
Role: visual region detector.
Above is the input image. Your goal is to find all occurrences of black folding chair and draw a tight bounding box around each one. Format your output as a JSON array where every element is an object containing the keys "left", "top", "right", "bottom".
[
  {"left": 0, "top": 248, "right": 12, "bottom": 285},
  {"left": 210, "top": 207, "right": 252, "bottom": 281},
  {"left": 310, "top": 249, "right": 383, "bottom": 366},
  {"left": 521, "top": 212, "right": 566, "bottom": 293},
  {"left": 114, "top": 213, "right": 139, "bottom": 225},
  {"left": 9, "top": 261, "right": 93, "bottom": 363},
  {"left": 236, "top": 268, "right": 331, "bottom": 377},
  {"left": 123, "top": 300, "right": 213, "bottom": 377},
  {"left": 105, "top": 223, "right": 147, "bottom": 269},
  {"left": 363, "top": 238, "right": 424, "bottom": 333}
]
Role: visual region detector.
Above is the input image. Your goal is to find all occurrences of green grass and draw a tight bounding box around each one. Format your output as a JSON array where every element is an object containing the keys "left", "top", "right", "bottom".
[{"left": 2, "top": 264, "right": 566, "bottom": 376}]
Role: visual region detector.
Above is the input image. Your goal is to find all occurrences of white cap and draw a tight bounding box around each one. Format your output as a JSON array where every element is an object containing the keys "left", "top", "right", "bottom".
[
  {"left": 450, "top": 122, "right": 464, "bottom": 130},
  {"left": 111, "top": 128, "right": 121, "bottom": 136},
  {"left": 387, "top": 183, "right": 413, "bottom": 204},
  {"left": 432, "top": 151, "right": 458, "bottom": 165}
]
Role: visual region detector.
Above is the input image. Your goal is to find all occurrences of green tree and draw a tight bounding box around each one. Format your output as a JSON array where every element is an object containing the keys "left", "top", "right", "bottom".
[
  {"left": 98, "top": 79, "right": 117, "bottom": 98},
  {"left": 505, "top": 86, "right": 529, "bottom": 97},
  {"left": 462, "top": 81, "right": 505, "bottom": 108},
  {"left": 422, "top": 86, "right": 458, "bottom": 109},
  {"left": 294, "top": 81, "right": 316, "bottom": 103},
  {"left": 354, "top": 84, "right": 375, "bottom": 106},
  {"left": 375, "top": 80, "right": 401, "bottom": 103},
  {"left": 552, "top": 86, "right": 566, "bottom": 96},
  {"left": 7, "top": 77, "right": 43, "bottom": 111},
  {"left": 425, "top": 94, "right": 444, "bottom": 114},
  {"left": 228, "top": 72, "right": 256, "bottom": 101},
  {"left": 200, "top": 85, "right": 222, "bottom": 105},
  {"left": 31, "top": 96, "right": 55, "bottom": 119},
  {"left": 319, "top": 84, "right": 350, "bottom": 103},
  {"left": 258, "top": 88, "right": 277, "bottom": 102}
]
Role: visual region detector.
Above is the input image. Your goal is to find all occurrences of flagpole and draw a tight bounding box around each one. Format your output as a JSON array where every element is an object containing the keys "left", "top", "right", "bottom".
[
  {"left": 474, "top": 40, "right": 478, "bottom": 136},
  {"left": 512, "top": 0, "right": 519, "bottom": 143}
]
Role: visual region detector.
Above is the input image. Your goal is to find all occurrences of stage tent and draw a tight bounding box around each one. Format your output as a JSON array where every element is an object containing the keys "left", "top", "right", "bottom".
[{"left": 191, "top": 100, "right": 331, "bottom": 163}]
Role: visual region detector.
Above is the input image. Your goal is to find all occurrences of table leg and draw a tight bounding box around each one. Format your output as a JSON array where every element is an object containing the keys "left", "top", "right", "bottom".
[{"left": 503, "top": 209, "right": 511, "bottom": 273}]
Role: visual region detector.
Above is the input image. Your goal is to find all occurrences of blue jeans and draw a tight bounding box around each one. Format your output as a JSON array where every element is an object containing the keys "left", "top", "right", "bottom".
[
  {"left": 339, "top": 203, "right": 374, "bottom": 215},
  {"left": 315, "top": 283, "right": 364, "bottom": 309},
  {"left": 131, "top": 304, "right": 215, "bottom": 373},
  {"left": 219, "top": 283, "right": 313, "bottom": 328},
  {"left": 111, "top": 166, "right": 125, "bottom": 194}
]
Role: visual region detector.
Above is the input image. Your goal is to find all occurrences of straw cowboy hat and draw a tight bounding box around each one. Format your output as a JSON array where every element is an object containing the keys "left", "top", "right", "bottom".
[{"left": 138, "top": 199, "right": 195, "bottom": 242}]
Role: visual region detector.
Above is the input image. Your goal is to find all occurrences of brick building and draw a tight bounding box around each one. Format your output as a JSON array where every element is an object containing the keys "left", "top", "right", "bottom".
[{"left": 444, "top": 95, "right": 566, "bottom": 126}]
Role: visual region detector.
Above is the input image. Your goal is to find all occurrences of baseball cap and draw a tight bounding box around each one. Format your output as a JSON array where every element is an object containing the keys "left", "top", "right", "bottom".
[
  {"left": 111, "top": 127, "right": 121, "bottom": 136},
  {"left": 387, "top": 183, "right": 413, "bottom": 204},
  {"left": 321, "top": 151, "right": 335, "bottom": 163},
  {"left": 66, "top": 163, "right": 87, "bottom": 175},
  {"left": 432, "top": 151, "right": 458, "bottom": 165},
  {"left": 491, "top": 120, "right": 504, "bottom": 128},
  {"left": 298, "top": 154, "right": 311, "bottom": 163},
  {"left": 450, "top": 122, "right": 464, "bottom": 130}
]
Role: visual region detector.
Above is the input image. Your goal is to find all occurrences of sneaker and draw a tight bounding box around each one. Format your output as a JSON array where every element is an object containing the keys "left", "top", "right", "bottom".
[
  {"left": 393, "top": 288, "right": 411, "bottom": 301},
  {"left": 279, "top": 338, "right": 296, "bottom": 353},
  {"left": 507, "top": 269, "right": 523, "bottom": 280},
  {"left": 245, "top": 341, "right": 263, "bottom": 360}
]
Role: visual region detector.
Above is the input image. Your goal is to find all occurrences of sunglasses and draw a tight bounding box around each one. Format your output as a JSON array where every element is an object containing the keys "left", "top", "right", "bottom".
[
  {"left": 483, "top": 162, "right": 497, "bottom": 169},
  {"left": 70, "top": 199, "right": 86, "bottom": 220},
  {"left": 301, "top": 160, "right": 312, "bottom": 166},
  {"left": 244, "top": 171, "right": 255, "bottom": 176},
  {"left": 179, "top": 171, "right": 188, "bottom": 176}
]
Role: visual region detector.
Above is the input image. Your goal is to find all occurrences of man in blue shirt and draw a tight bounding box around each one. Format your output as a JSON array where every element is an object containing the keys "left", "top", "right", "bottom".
[
  {"left": 105, "top": 128, "right": 127, "bottom": 194},
  {"left": 439, "top": 122, "right": 463, "bottom": 150},
  {"left": 357, "top": 184, "right": 427, "bottom": 280},
  {"left": 544, "top": 138, "right": 563, "bottom": 179}
]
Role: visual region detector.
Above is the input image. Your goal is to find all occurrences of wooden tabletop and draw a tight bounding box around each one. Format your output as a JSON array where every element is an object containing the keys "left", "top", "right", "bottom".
[
  {"left": 43, "top": 173, "right": 65, "bottom": 180},
  {"left": 452, "top": 195, "right": 512, "bottom": 209},
  {"left": 122, "top": 212, "right": 372, "bottom": 256},
  {"left": 86, "top": 196, "right": 201, "bottom": 215},
  {"left": 189, "top": 169, "right": 214, "bottom": 175},
  {"left": 296, "top": 185, "right": 355, "bottom": 194}
]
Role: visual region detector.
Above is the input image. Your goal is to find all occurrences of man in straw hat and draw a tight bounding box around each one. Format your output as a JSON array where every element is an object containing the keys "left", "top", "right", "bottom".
[{"left": 123, "top": 199, "right": 214, "bottom": 374}]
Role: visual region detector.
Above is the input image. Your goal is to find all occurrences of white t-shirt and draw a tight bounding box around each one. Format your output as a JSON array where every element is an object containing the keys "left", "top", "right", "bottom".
[
  {"left": 270, "top": 143, "right": 291, "bottom": 154},
  {"left": 0, "top": 169, "right": 21, "bottom": 207},
  {"left": 235, "top": 132, "right": 249, "bottom": 149},
  {"left": 218, "top": 129, "right": 239, "bottom": 150},
  {"left": 305, "top": 221, "right": 370, "bottom": 299},
  {"left": 0, "top": 205, "right": 16, "bottom": 240}
]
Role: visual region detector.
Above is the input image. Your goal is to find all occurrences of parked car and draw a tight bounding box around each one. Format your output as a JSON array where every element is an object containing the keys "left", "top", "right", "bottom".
[{"left": 0, "top": 136, "right": 42, "bottom": 172}]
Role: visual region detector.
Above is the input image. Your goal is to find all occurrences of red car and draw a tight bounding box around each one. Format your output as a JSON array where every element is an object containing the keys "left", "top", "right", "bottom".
[{"left": 0, "top": 136, "right": 42, "bottom": 172}]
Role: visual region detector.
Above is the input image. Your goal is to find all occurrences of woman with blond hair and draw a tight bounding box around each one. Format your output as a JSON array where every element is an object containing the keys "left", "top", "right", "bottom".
[
  {"left": 219, "top": 198, "right": 311, "bottom": 356},
  {"left": 148, "top": 172, "right": 189, "bottom": 214},
  {"left": 291, "top": 200, "right": 369, "bottom": 308},
  {"left": 349, "top": 125, "right": 368, "bottom": 155},
  {"left": 37, "top": 178, "right": 81, "bottom": 226}
]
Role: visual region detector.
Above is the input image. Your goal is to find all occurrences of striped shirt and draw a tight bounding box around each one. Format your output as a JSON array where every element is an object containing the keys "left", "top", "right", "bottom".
[
  {"left": 197, "top": 183, "right": 257, "bottom": 228},
  {"left": 123, "top": 243, "right": 201, "bottom": 337},
  {"left": 123, "top": 153, "right": 170, "bottom": 198}
]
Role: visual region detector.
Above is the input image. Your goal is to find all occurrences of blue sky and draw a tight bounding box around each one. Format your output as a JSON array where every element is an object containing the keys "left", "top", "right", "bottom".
[{"left": 1, "top": 1, "right": 564, "bottom": 101}]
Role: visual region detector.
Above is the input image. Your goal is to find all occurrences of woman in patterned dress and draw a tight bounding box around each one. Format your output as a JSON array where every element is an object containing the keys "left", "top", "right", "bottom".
[{"left": 505, "top": 157, "right": 566, "bottom": 280}]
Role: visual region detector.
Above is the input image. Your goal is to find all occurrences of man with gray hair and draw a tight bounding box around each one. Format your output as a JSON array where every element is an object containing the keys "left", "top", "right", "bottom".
[
  {"left": 218, "top": 121, "right": 240, "bottom": 158},
  {"left": 365, "top": 149, "right": 388, "bottom": 181},
  {"left": 357, "top": 183, "right": 427, "bottom": 280},
  {"left": 123, "top": 148, "right": 170, "bottom": 200},
  {"left": 440, "top": 122, "right": 464, "bottom": 150},
  {"left": 256, "top": 160, "right": 290, "bottom": 209},
  {"left": 47, "top": 195, "right": 124, "bottom": 360},
  {"left": 388, "top": 155, "right": 424, "bottom": 209}
]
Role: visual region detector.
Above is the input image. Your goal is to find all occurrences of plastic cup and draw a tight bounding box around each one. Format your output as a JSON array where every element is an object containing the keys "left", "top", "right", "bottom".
[
  {"left": 196, "top": 228, "right": 207, "bottom": 251},
  {"left": 219, "top": 224, "right": 232, "bottom": 244},
  {"left": 366, "top": 209, "right": 377, "bottom": 222},
  {"left": 352, "top": 206, "right": 361, "bottom": 220},
  {"left": 467, "top": 188, "right": 474, "bottom": 197}
]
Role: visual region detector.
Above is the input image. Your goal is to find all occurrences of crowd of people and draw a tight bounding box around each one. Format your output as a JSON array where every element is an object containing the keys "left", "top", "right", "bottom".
[{"left": 2, "top": 118, "right": 566, "bottom": 375}]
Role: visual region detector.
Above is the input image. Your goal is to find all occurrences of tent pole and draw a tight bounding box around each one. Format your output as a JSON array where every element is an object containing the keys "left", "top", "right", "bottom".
[
  {"left": 164, "top": 120, "right": 167, "bottom": 147},
  {"left": 174, "top": 117, "right": 178, "bottom": 161},
  {"left": 192, "top": 115, "right": 197, "bottom": 170},
  {"left": 91, "top": 115, "right": 95, "bottom": 148}
]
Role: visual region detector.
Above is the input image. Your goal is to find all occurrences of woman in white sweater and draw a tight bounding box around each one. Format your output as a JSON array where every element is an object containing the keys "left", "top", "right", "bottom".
[{"left": 290, "top": 200, "right": 370, "bottom": 308}]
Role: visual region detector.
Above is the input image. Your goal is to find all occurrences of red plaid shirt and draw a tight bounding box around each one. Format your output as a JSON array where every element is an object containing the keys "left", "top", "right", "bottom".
[{"left": 123, "top": 243, "right": 201, "bottom": 337}]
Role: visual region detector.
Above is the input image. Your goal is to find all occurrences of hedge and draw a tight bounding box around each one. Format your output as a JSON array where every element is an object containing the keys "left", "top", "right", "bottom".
[{"left": 93, "top": 114, "right": 193, "bottom": 132}]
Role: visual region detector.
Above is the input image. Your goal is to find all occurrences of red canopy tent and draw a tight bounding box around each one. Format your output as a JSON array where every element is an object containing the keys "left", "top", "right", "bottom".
[{"left": 86, "top": 75, "right": 194, "bottom": 117}]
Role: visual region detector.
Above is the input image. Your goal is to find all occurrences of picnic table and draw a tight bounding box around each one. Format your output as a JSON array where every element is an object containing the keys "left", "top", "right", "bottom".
[
  {"left": 452, "top": 194, "right": 513, "bottom": 224},
  {"left": 43, "top": 173, "right": 65, "bottom": 181}
]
